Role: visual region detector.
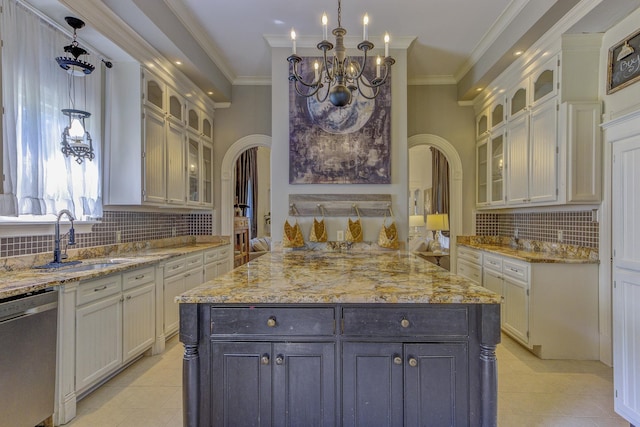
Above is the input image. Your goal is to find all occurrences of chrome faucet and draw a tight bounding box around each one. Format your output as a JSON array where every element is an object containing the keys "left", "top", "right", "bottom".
[{"left": 53, "top": 209, "right": 76, "bottom": 263}]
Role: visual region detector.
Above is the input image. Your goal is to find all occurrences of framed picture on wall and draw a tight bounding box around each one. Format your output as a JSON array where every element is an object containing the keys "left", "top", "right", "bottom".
[
  {"left": 607, "top": 28, "right": 640, "bottom": 94},
  {"left": 288, "top": 57, "right": 391, "bottom": 184}
]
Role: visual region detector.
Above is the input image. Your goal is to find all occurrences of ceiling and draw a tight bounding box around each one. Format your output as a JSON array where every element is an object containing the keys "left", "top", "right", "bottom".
[{"left": 27, "top": 0, "right": 640, "bottom": 103}]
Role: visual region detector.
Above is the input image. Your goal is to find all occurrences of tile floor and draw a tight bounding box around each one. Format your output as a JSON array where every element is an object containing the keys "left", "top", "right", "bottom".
[{"left": 65, "top": 334, "right": 629, "bottom": 427}]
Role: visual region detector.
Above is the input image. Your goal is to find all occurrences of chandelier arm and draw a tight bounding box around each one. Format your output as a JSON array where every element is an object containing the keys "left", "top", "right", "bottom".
[
  {"left": 357, "top": 61, "right": 392, "bottom": 89},
  {"left": 315, "top": 78, "right": 332, "bottom": 103},
  {"left": 355, "top": 78, "right": 381, "bottom": 100},
  {"left": 293, "top": 80, "right": 322, "bottom": 98},
  {"left": 289, "top": 61, "right": 319, "bottom": 89},
  {"left": 350, "top": 48, "right": 369, "bottom": 81}
]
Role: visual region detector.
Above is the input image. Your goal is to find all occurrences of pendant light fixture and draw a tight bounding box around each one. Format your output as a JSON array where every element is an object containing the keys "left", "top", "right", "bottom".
[
  {"left": 287, "top": 0, "right": 395, "bottom": 108},
  {"left": 56, "top": 16, "right": 95, "bottom": 164}
]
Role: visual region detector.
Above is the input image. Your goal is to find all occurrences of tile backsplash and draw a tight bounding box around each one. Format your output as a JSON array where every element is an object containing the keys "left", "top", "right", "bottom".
[
  {"left": 475, "top": 210, "right": 599, "bottom": 248},
  {"left": 0, "top": 210, "right": 214, "bottom": 258}
]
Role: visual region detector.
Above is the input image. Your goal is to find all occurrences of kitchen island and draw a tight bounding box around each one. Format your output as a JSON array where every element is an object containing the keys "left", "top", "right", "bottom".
[{"left": 177, "top": 251, "right": 501, "bottom": 427}]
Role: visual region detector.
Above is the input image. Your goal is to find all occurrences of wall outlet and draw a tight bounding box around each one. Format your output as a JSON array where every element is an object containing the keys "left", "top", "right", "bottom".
[
  {"left": 115, "top": 230, "right": 122, "bottom": 243},
  {"left": 557, "top": 230, "right": 564, "bottom": 242},
  {"left": 337, "top": 230, "right": 344, "bottom": 241}
]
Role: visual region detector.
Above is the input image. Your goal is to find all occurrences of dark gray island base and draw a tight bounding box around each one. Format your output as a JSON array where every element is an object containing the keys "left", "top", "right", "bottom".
[{"left": 180, "top": 302, "right": 500, "bottom": 427}]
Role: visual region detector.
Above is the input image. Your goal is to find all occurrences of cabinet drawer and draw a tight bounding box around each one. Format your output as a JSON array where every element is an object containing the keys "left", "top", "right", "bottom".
[
  {"left": 165, "top": 256, "right": 186, "bottom": 278},
  {"left": 457, "top": 259, "right": 482, "bottom": 285},
  {"left": 458, "top": 246, "right": 482, "bottom": 265},
  {"left": 342, "top": 307, "right": 469, "bottom": 337},
  {"left": 122, "top": 266, "right": 155, "bottom": 290},
  {"left": 185, "top": 253, "right": 203, "bottom": 269},
  {"left": 503, "top": 259, "right": 529, "bottom": 282},
  {"left": 210, "top": 307, "right": 335, "bottom": 336},
  {"left": 483, "top": 254, "right": 503, "bottom": 271},
  {"left": 204, "top": 249, "right": 219, "bottom": 264},
  {"left": 77, "top": 274, "right": 122, "bottom": 306}
]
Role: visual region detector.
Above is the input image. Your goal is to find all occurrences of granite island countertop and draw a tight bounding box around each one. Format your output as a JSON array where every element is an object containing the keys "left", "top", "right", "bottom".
[
  {"left": 177, "top": 251, "right": 502, "bottom": 305},
  {"left": 0, "top": 239, "right": 230, "bottom": 299}
]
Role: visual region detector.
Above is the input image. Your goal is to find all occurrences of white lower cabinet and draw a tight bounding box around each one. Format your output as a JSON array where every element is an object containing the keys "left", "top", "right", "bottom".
[
  {"left": 456, "top": 246, "right": 483, "bottom": 285},
  {"left": 203, "top": 246, "right": 233, "bottom": 282},
  {"left": 163, "top": 253, "right": 203, "bottom": 336},
  {"left": 475, "top": 248, "right": 599, "bottom": 359},
  {"left": 75, "top": 266, "right": 156, "bottom": 395}
]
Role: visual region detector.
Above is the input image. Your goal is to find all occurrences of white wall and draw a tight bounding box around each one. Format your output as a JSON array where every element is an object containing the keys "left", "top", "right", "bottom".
[{"left": 270, "top": 46, "right": 409, "bottom": 244}]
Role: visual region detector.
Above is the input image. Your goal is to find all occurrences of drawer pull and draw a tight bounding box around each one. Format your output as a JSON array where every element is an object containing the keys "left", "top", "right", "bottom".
[
  {"left": 94, "top": 285, "right": 107, "bottom": 292},
  {"left": 408, "top": 357, "right": 418, "bottom": 367},
  {"left": 261, "top": 354, "right": 270, "bottom": 365},
  {"left": 126, "top": 295, "right": 132, "bottom": 300},
  {"left": 134, "top": 274, "right": 144, "bottom": 280},
  {"left": 171, "top": 265, "right": 181, "bottom": 270},
  {"left": 275, "top": 355, "right": 284, "bottom": 365},
  {"left": 393, "top": 355, "right": 403, "bottom": 365},
  {"left": 400, "top": 318, "right": 410, "bottom": 328},
  {"left": 266, "top": 316, "right": 277, "bottom": 327},
  {"left": 184, "top": 273, "right": 191, "bottom": 278}
]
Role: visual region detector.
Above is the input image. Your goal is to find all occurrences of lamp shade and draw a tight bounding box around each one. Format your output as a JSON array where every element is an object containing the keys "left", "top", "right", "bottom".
[
  {"left": 409, "top": 215, "right": 425, "bottom": 228},
  {"left": 426, "top": 213, "right": 449, "bottom": 231}
]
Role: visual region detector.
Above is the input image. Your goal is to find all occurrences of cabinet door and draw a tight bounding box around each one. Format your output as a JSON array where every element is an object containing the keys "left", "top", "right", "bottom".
[
  {"left": 506, "top": 113, "right": 530, "bottom": 204},
  {"left": 342, "top": 342, "right": 403, "bottom": 427},
  {"left": 503, "top": 277, "right": 529, "bottom": 345},
  {"left": 476, "top": 137, "right": 489, "bottom": 206},
  {"left": 184, "top": 266, "right": 203, "bottom": 292},
  {"left": 187, "top": 133, "right": 201, "bottom": 205},
  {"left": 211, "top": 342, "right": 272, "bottom": 427},
  {"left": 122, "top": 283, "right": 155, "bottom": 363},
  {"left": 75, "top": 294, "right": 122, "bottom": 392},
  {"left": 204, "top": 262, "right": 217, "bottom": 282},
  {"left": 404, "top": 343, "right": 469, "bottom": 427},
  {"left": 216, "top": 258, "right": 231, "bottom": 276},
  {"left": 143, "top": 107, "right": 166, "bottom": 204},
  {"left": 489, "top": 129, "right": 505, "bottom": 205},
  {"left": 272, "top": 342, "right": 335, "bottom": 427},
  {"left": 529, "top": 98, "right": 558, "bottom": 204},
  {"left": 202, "top": 141, "right": 213, "bottom": 206},
  {"left": 483, "top": 268, "right": 504, "bottom": 326},
  {"left": 166, "top": 120, "right": 186, "bottom": 205},
  {"left": 163, "top": 274, "right": 184, "bottom": 336}
]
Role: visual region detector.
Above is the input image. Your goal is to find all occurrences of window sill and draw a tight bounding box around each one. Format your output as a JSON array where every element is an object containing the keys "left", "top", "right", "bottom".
[{"left": 0, "top": 218, "right": 100, "bottom": 238}]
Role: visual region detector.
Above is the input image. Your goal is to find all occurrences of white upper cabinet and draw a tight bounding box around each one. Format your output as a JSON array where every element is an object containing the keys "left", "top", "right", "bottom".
[
  {"left": 105, "top": 63, "right": 215, "bottom": 209},
  {"left": 475, "top": 34, "right": 602, "bottom": 209}
]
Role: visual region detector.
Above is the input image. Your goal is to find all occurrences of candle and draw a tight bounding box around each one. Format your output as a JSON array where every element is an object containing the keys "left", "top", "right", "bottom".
[
  {"left": 363, "top": 14, "right": 369, "bottom": 41},
  {"left": 384, "top": 33, "right": 389, "bottom": 57},
  {"left": 314, "top": 61, "right": 320, "bottom": 81},
  {"left": 291, "top": 29, "right": 297, "bottom": 55},
  {"left": 322, "top": 13, "right": 328, "bottom": 40},
  {"left": 376, "top": 56, "right": 381, "bottom": 78}
]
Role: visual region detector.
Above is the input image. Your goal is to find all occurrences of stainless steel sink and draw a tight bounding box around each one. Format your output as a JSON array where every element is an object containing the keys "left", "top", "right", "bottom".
[{"left": 34, "top": 259, "right": 127, "bottom": 272}]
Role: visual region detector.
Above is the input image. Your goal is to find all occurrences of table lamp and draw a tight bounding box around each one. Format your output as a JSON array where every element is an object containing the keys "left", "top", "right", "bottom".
[
  {"left": 426, "top": 213, "right": 449, "bottom": 253},
  {"left": 409, "top": 214, "right": 426, "bottom": 236}
]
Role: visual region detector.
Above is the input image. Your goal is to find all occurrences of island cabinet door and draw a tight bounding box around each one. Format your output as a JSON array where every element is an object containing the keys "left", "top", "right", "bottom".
[
  {"left": 272, "top": 342, "right": 336, "bottom": 427},
  {"left": 211, "top": 342, "right": 272, "bottom": 427},
  {"left": 342, "top": 342, "right": 404, "bottom": 427},
  {"left": 404, "top": 343, "right": 469, "bottom": 427}
]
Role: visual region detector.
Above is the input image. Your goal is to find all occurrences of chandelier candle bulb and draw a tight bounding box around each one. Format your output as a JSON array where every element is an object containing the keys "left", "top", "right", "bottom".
[
  {"left": 291, "top": 29, "right": 296, "bottom": 54},
  {"left": 322, "top": 13, "right": 328, "bottom": 40},
  {"left": 363, "top": 14, "right": 368, "bottom": 41},
  {"left": 376, "top": 56, "right": 381, "bottom": 78},
  {"left": 314, "top": 61, "right": 320, "bottom": 80},
  {"left": 384, "top": 33, "right": 390, "bottom": 57}
]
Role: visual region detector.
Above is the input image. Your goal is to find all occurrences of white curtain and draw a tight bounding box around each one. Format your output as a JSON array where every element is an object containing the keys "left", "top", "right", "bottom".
[{"left": 1, "top": 0, "right": 103, "bottom": 219}]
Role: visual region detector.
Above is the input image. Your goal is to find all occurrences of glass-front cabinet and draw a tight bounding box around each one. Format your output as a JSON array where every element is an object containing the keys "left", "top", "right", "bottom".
[
  {"left": 490, "top": 128, "right": 505, "bottom": 205},
  {"left": 186, "top": 104, "right": 214, "bottom": 208},
  {"left": 188, "top": 136, "right": 200, "bottom": 204},
  {"left": 476, "top": 136, "right": 489, "bottom": 206}
]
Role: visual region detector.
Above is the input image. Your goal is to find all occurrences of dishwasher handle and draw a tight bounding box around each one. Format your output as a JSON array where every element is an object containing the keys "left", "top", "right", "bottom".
[{"left": 0, "top": 301, "right": 58, "bottom": 324}]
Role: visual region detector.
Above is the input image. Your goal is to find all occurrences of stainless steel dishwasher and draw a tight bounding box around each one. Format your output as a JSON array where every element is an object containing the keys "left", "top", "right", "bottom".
[{"left": 0, "top": 288, "right": 58, "bottom": 427}]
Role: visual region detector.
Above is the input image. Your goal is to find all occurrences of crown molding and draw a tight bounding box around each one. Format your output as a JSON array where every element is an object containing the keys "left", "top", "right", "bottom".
[
  {"left": 264, "top": 34, "right": 415, "bottom": 50},
  {"left": 408, "top": 75, "right": 457, "bottom": 86}
]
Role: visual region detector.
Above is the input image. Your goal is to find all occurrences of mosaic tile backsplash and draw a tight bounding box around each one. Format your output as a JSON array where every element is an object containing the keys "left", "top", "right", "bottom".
[
  {"left": 0, "top": 210, "right": 214, "bottom": 258},
  {"left": 475, "top": 210, "right": 599, "bottom": 248}
]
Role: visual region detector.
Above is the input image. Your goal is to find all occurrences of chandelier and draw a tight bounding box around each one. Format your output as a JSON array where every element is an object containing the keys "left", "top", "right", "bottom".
[
  {"left": 287, "top": 0, "right": 395, "bottom": 108},
  {"left": 56, "top": 17, "right": 95, "bottom": 164}
]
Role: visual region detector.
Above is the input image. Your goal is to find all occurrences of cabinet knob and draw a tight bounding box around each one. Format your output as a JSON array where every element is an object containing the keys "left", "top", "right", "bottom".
[
  {"left": 400, "top": 318, "right": 410, "bottom": 328},
  {"left": 275, "top": 355, "right": 284, "bottom": 365},
  {"left": 261, "top": 354, "right": 270, "bottom": 365},
  {"left": 408, "top": 357, "right": 418, "bottom": 367},
  {"left": 393, "top": 355, "right": 403, "bottom": 365},
  {"left": 266, "top": 316, "right": 277, "bottom": 327}
]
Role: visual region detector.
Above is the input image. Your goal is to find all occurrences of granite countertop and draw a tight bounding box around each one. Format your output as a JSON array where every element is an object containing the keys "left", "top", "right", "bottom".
[
  {"left": 177, "top": 251, "right": 502, "bottom": 305},
  {"left": 0, "top": 239, "right": 230, "bottom": 299},
  {"left": 457, "top": 236, "right": 599, "bottom": 264}
]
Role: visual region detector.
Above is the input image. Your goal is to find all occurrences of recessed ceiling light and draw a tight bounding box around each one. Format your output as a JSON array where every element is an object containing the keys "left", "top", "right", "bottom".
[
  {"left": 175, "top": 60, "right": 182, "bottom": 65},
  {"left": 274, "top": 19, "right": 284, "bottom": 25},
  {"left": 476, "top": 87, "right": 483, "bottom": 92},
  {"left": 514, "top": 51, "right": 523, "bottom": 56},
  {"left": 207, "top": 91, "right": 214, "bottom": 95}
]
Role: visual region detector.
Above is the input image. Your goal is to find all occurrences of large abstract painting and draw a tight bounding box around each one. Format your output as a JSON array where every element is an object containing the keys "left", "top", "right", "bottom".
[{"left": 289, "top": 57, "right": 391, "bottom": 184}]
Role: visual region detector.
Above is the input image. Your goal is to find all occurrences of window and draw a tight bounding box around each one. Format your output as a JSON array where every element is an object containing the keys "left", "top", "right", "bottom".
[{"left": 1, "top": 0, "right": 103, "bottom": 220}]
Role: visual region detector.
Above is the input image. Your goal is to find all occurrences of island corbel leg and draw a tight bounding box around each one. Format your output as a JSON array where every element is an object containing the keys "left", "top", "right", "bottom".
[
  {"left": 180, "top": 303, "right": 200, "bottom": 427},
  {"left": 479, "top": 304, "right": 501, "bottom": 427}
]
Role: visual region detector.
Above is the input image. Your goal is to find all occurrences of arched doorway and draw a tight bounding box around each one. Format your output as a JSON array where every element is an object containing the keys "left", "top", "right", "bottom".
[
  {"left": 220, "top": 134, "right": 272, "bottom": 236},
  {"left": 408, "top": 134, "right": 463, "bottom": 271}
]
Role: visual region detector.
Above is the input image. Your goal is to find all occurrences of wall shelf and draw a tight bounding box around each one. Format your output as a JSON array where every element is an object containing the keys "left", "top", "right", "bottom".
[{"left": 288, "top": 194, "right": 393, "bottom": 217}]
